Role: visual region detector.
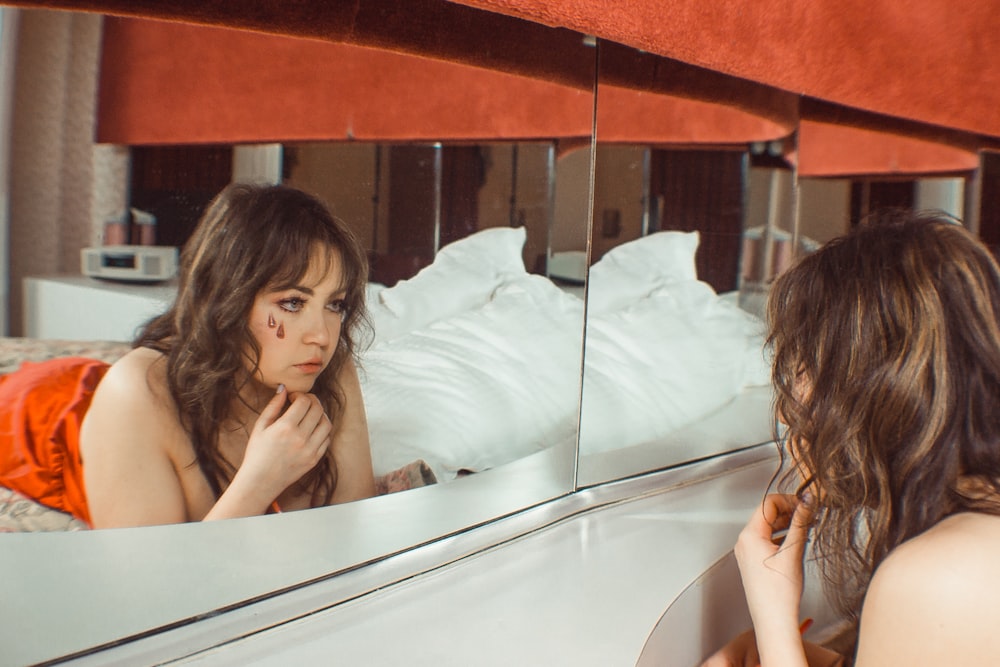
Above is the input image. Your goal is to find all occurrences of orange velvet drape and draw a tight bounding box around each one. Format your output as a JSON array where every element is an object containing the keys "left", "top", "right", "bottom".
[
  {"left": 798, "top": 99, "right": 981, "bottom": 177},
  {"left": 97, "top": 17, "right": 595, "bottom": 145},
  {"left": 454, "top": 0, "right": 1000, "bottom": 141},
  {"left": 12, "top": 0, "right": 1000, "bottom": 141}
]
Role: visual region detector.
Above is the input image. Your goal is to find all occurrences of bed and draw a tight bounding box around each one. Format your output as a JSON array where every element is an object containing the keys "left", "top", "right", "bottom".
[
  {"left": 364, "top": 224, "right": 772, "bottom": 479},
  {"left": 579, "top": 229, "right": 773, "bottom": 458},
  {"left": 360, "top": 226, "right": 586, "bottom": 482}
]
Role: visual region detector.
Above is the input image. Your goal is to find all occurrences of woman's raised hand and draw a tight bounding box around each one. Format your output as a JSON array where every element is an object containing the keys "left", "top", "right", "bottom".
[
  {"left": 732, "top": 493, "right": 813, "bottom": 666},
  {"left": 239, "top": 385, "right": 333, "bottom": 500}
]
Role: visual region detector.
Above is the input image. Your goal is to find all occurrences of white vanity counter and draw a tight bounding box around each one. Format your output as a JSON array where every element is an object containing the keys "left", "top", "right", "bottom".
[{"left": 27, "top": 445, "right": 782, "bottom": 667}]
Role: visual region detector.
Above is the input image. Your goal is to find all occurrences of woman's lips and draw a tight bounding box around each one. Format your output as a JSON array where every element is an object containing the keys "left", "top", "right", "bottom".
[{"left": 294, "top": 360, "right": 323, "bottom": 373}]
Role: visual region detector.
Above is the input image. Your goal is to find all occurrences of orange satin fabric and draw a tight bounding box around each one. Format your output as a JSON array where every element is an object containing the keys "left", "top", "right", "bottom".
[{"left": 0, "top": 358, "right": 111, "bottom": 526}]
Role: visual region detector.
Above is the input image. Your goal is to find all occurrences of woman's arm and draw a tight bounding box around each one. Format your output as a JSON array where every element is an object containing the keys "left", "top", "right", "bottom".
[
  {"left": 80, "top": 351, "right": 193, "bottom": 528},
  {"left": 731, "top": 493, "right": 814, "bottom": 667},
  {"left": 701, "top": 629, "right": 845, "bottom": 667},
  {"left": 328, "top": 357, "right": 376, "bottom": 503}
]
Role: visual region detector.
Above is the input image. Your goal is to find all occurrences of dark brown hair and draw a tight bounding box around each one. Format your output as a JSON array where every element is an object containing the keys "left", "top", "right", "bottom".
[
  {"left": 767, "top": 210, "right": 1000, "bottom": 622},
  {"left": 136, "top": 183, "right": 369, "bottom": 506}
]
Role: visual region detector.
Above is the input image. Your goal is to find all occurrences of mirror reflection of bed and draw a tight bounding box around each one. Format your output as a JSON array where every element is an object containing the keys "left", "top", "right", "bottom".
[
  {"left": 576, "top": 43, "right": 799, "bottom": 485},
  {"left": 0, "top": 4, "right": 599, "bottom": 660},
  {"left": 2, "top": 8, "right": 597, "bottom": 521},
  {"left": 4, "top": 0, "right": 999, "bottom": 664}
]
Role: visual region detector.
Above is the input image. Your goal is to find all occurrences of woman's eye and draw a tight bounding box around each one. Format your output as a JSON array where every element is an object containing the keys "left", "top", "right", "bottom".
[
  {"left": 278, "top": 297, "right": 305, "bottom": 313},
  {"left": 327, "top": 299, "right": 348, "bottom": 315}
]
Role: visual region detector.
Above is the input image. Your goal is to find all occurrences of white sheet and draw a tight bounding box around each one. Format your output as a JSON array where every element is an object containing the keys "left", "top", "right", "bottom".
[
  {"left": 358, "top": 226, "right": 772, "bottom": 481},
  {"left": 359, "top": 228, "right": 586, "bottom": 482},
  {"left": 579, "top": 231, "right": 770, "bottom": 455}
]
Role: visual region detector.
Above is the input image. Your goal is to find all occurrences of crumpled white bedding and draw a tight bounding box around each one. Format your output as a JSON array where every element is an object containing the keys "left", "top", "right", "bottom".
[{"left": 359, "top": 226, "right": 771, "bottom": 480}]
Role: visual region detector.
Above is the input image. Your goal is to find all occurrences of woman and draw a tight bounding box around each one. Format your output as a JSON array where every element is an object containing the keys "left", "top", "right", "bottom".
[
  {"left": 704, "top": 212, "right": 1000, "bottom": 666},
  {"left": 1, "top": 183, "right": 375, "bottom": 528}
]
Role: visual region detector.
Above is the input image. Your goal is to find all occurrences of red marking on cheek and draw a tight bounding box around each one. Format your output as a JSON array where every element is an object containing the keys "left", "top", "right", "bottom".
[
  {"left": 276, "top": 323, "right": 285, "bottom": 339},
  {"left": 267, "top": 313, "right": 276, "bottom": 328}
]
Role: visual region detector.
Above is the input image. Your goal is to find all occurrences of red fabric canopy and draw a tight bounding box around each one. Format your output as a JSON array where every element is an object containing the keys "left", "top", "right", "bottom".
[
  {"left": 13, "top": 0, "right": 998, "bottom": 155},
  {"left": 454, "top": 0, "right": 1000, "bottom": 141},
  {"left": 798, "top": 120, "right": 979, "bottom": 178},
  {"left": 13, "top": 1, "right": 1000, "bottom": 139},
  {"left": 798, "top": 100, "right": 982, "bottom": 177},
  {"left": 97, "top": 17, "right": 595, "bottom": 145}
]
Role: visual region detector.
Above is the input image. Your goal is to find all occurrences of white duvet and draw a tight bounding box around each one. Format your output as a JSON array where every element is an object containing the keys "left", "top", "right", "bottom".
[{"left": 358, "top": 226, "right": 771, "bottom": 481}]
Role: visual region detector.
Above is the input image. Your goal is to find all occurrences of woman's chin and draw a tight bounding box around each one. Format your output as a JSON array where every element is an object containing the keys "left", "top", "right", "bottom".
[{"left": 280, "top": 379, "right": 318, "bottom": 395}]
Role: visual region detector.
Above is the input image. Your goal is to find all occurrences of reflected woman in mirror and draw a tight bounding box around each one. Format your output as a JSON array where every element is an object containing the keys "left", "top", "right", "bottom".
[
  {"left": 0, "top": 183, "right": 375, "bottom": 528},
  {"left": 704, "top": 211, "right": 1000, "bottom": 666}
]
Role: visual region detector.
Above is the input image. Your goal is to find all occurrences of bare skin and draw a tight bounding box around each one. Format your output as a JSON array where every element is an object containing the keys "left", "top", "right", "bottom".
[
  {"left": 853, "top": 512, "right": 1000, "bottom": 666},
  {"left": 701, "top": 493, "right": 843, "bottom": 667},
  {"left": 80, "top": 249, "right": 375, "bottom": 528},
  {"left": 704, "top": 501, "right": 1000, "bottom": 666}
]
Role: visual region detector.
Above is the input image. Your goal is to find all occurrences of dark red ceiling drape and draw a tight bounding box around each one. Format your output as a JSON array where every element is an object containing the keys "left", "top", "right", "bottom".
[
  {"left": 452, "top": 0, "right": 1000, "bottom": 141},
  {"left": 798, "top": 101, "right": 981, "bottom": 177},
  {"left": 10, "top": 0, "right": 997, "bottom": 165},
  {"left": 96, "top": 17, "right": 595, "bottom": 145},
  {"left": 798, "top": 120, "right": 980, "bottom": 178},
  {"left": 96, "top": 14, "right": 800, "bottom": 146},
  {"left": 12, "top": 0, "right": 1000, "bottom": 139}
]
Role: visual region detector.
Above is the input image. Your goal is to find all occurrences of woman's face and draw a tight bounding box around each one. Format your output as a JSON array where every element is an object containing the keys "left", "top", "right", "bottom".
[{"left": 246, "top": 246, "right": 348, "bottom": 394}]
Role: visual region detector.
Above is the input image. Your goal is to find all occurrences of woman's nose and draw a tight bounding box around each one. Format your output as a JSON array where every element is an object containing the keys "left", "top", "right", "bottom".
[{"left": 303, "top": 312, "right": 334, "bottom": 346}]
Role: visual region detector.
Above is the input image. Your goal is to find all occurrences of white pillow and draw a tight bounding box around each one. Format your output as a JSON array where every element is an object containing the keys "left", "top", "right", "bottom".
[
  {"left": 361, "top": 272, "right": 585, "bottom": 481},
  {"left": 587, "top": 230, "right": 700, "bottom": 314},
  {"left": 434, "top": 226, "right": 528, "bottom": 275},
  {"left": 377, "top": 227, "right": 527, "bottom": 336}
]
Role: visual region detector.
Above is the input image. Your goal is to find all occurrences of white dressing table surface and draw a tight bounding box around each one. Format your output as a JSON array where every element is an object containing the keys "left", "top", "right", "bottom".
[
  {"left": 164, "top": 449, "right": 778, "bottom": 666},
  {"left": 0, "top": 444, "right": 574, "bottom": 667}
]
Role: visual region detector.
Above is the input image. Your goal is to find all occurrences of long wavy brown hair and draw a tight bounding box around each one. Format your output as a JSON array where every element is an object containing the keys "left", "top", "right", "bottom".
[
  {"left": 136, "top": 183, "right": 369, "bottom": 507},
  {"left": 767, "top": 210, "right": 1000, "bottom": 624}
]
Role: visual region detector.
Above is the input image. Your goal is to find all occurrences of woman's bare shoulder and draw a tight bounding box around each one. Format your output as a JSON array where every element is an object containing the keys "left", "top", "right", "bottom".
[
  {"left": 98, "top": 346, "right": 171, "bottom": 403},
  {"left": 85, "top": 346, "right": 182, "bottom": 444},
  {"left": 855, "top": 513, "right": 1000, "bottom": 665}
]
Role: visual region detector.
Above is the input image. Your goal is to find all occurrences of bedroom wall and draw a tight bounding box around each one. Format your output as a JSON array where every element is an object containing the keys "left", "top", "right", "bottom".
[
  {"left": 797, "top": 178, "right": 851, "bottom": 244},
  {"left": 284, "top": 143, "right": 382, "bottom": 252},
  {"left": 591, "top": 144, "right": 645, "bottom": 261},
  {"left": 6, "top": 9, "right": 131, "bottom": 336},
  {"left": 285, "top": 142, "right": 560, "bottom": 273},
  {"left": 0, "top": 8, "right": 17, "bottom": 336},
  {"left": 476, "top": 143, "right": 553, "bottom": 271},
  {"left": 8, "top": 9, "right": 105, "bottom": 336},
  {"left": 551, "top": 146, "right": 592, "bottom": 254}
]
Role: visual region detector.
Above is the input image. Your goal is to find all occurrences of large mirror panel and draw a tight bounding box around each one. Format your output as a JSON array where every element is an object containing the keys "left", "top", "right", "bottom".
[
  {"left": 0, "top": 6, "right": 595, "bottom": 664},
  {"left": 577, "top": 42, "right": 798, "bottom": 486}
]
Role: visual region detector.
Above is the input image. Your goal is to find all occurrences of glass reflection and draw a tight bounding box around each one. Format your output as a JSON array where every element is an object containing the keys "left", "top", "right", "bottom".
[
  {"left": 278, "top": 140, "right": 590, "bottom": 484},
  {"left": 577, "top": 42, "right": 797, "bottom": 485},
  {"left": 2, "top": 5, "right": 596, "bottom": 662}
]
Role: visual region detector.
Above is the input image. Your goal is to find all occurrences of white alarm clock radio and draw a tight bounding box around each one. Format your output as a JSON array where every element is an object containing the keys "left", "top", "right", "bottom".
[{"left": 81, "top": 245, "right": 179, "bottom": 283}]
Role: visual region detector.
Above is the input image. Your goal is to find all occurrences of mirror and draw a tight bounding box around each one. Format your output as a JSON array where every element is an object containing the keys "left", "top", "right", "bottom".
[
  {"left": 1, "top": 6, "right": 595, "bottom": 663},
  {"left": 796, "top": 98, "right": 979, "bottom": 236},
  {"left": 576, "top": 41, "right": 797, "bottom": 485}
]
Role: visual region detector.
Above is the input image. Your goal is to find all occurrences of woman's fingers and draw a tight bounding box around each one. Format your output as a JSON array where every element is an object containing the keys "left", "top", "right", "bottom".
[
  {"left": 283, "top": 393, "right": 332, "bottom": 457},
  {"left": 778, "top": 497, "right": 814, "bottom": 557},
  {"left": 747, "top": 493, "right": 797, "bottom": 540},
  {"left": 253, "top": 384, "right": 288, "bottom": 432}
]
